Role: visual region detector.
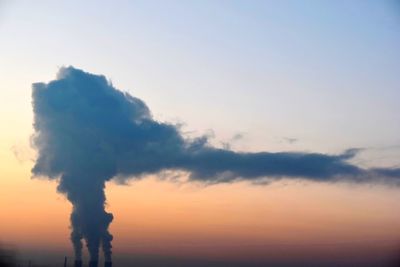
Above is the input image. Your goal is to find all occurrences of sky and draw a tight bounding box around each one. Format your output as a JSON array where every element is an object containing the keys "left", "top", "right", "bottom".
[{"left": 0, "top": 1, "right": 400, "bottom": 266}]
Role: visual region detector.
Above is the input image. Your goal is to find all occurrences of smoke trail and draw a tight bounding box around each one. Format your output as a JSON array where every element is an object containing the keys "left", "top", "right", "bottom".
[
  {"left": 31, "top": 67, "right": 400, "bottom": 262},
  {"left": 60, "top": 173, "right": 113, "bottom": 262}
]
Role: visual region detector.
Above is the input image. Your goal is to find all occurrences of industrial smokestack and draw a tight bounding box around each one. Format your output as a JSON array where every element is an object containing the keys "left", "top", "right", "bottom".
[
  {"left": 104, "top": 261, "right": 112, "bottom": 267},
  {"left": 63, "top": 257, "right": 67, "bottom": 267},
  {"left": 89, "top": 260, "right": 98, "bottom": 267},
  {"left": 74, "top": 259, "right": 82, "bottom": 267},
  {"left": 31, "top": 67, "right": 400, "bottom": 265}
]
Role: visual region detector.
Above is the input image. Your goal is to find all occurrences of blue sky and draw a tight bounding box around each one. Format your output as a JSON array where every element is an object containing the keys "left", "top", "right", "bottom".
[
  {"left": 1, "top": 0, "right": 399, "bottom": 163},
  {"left": 1, "top": 2, "right": 400, "bottom": 266}
]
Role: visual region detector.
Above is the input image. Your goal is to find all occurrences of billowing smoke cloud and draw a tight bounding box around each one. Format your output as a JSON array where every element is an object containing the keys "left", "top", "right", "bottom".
[{"left": 31, "top": 67, "right": 400, "bottom": 262}]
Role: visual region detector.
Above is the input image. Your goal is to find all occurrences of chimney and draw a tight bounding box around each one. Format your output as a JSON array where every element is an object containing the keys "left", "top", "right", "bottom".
[
  {"left": 104, "top": 261, "right": 112, "bottom": 267},
  {"left": 63, "top": 257, "right": 67, "bottom": 267},
  {"left": 74, "top": 260, "right": 82, "bottom": 267},
  {"left": 89, "top": 260, "right": 98, "bottom": 267}
]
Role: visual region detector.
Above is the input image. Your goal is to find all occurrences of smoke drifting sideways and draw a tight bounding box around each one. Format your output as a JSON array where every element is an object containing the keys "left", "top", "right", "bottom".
[{"left": 31, "top": 67, "right": 400, "bottom": 263}]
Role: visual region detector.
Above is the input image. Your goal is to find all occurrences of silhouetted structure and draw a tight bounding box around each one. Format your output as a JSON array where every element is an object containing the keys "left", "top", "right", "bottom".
[
  {"left": 88, "top": 261, "right": 98, "bottom": 267},
  {"left": 104, "top": 261, "right": 112, "bottom": 267}
]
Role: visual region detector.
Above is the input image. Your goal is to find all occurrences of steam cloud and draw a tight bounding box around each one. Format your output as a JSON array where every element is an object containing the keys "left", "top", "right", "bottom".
[{"left": 31, "top": 67, "right": 400, "bottom": 262}]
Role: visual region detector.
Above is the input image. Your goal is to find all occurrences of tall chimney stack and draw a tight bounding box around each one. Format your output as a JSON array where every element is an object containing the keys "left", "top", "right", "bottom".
[
  {"left": 89, "top": 260, "right": 98, "bottom": 267},
  {"left": 104, "top": 261, "right": 112, "bottom": 267},
  {"left": 63, "top": 257, "right": 67, "bottom": 267}
]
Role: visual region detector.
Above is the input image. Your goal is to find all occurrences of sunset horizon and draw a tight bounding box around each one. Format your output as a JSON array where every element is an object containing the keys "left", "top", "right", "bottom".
[{"left": 1, "top": 1, "right": 399, "bottom": 267}]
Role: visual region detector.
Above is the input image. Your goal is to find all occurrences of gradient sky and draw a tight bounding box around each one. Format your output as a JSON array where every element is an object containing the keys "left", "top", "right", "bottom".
[{"left": 1, "top": 1, "right": 400, "bottom": 266}]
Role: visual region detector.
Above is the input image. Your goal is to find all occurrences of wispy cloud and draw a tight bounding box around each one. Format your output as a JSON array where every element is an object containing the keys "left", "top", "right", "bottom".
[{"left": 31, "top": 67, "right": 400, "bottom": 263}]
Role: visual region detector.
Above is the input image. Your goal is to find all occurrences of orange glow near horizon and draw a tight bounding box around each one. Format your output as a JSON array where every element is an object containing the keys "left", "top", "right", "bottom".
[{"left": 1, "top": 145, "right": 400, "bottom": 262}]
